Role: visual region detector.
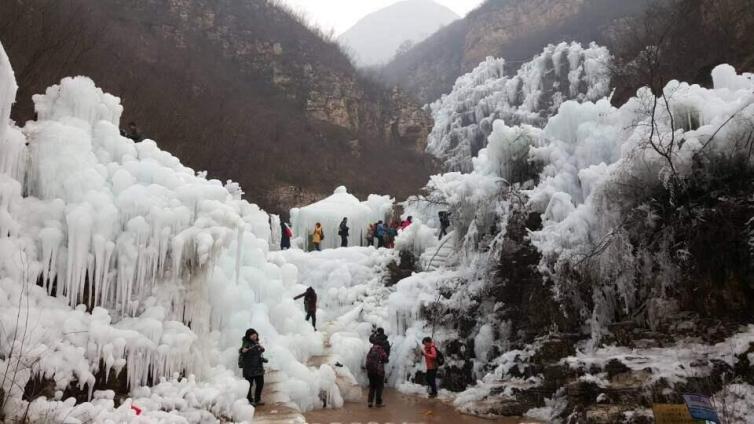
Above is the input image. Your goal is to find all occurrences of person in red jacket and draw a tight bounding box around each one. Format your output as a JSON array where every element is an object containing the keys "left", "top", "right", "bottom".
[{"left": 421, "top": 336, "right": 438, "bottom": 398}]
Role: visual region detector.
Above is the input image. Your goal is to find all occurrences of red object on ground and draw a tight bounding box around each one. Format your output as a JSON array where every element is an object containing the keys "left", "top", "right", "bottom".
[{"left": 131, "top": 405, "right": 142, "bottom": 415}]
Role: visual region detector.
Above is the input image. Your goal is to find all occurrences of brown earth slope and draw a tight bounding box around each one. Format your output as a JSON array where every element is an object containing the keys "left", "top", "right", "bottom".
[{"left": 0, "top": 0, "right": 436, "bottom": 214}]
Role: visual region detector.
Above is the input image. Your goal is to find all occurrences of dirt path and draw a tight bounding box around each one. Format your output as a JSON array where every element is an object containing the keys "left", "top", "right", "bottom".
[{"left": 304, "top": 388, "right": 540, "bottom": 424}]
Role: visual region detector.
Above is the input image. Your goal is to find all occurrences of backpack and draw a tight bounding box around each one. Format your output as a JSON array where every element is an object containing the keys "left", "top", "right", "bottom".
[
  {"left": 435, "top": 348, "right": 445, "bottom": 367},
  {"left": 284, "top": 226, "right": 293, "bottom": 238},
  {"left": 365, "top": 346, "right": 385, "bottom": 374},
  {"left": 238, "top": 341, "right": 250, "bottom": 368}
]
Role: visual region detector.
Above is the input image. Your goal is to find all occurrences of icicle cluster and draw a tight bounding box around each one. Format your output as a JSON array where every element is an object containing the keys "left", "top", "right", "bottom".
[
  {"left": 427, "top": 42, "right": 611, "bottom": 172},
  {"left": 0, "top": 40, "right": 363, "bottom": 423}
]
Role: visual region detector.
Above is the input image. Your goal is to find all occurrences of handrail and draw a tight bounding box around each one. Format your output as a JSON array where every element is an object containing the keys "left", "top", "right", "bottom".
[{"left": 424, "top": 232, "right": 453, "bottom": 272}]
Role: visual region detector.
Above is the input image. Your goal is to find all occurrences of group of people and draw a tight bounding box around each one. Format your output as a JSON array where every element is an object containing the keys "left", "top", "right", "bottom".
[
  {"left": 366, "top": 216, "right": 412, "bottom": 248},
  {"left": 282, "top": 219, "right": 345, "bottom": 252},
  {"left": 239, "top": 284, "right": 443, "bottom": 409},
  {"left": 363, "top": 329, "right": 441, "bottom": 407},
  {"left": 279, "top": 211, "right": 454, "bottom": 252}
]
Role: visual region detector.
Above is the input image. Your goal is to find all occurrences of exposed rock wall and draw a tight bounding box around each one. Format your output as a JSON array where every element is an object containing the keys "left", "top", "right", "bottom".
[
  {"left": 380, "top": 0, "right": 646, "bottom": 103},
  {"left": 0, "top": 0, "right": 435, "bottom": 213}
]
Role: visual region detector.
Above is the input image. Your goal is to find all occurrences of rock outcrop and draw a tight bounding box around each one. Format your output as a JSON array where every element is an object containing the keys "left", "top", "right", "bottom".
[
  {"left": 380, "top": 0, "right": 647, "bottom": 103},
  {"left": 0, "top": 0, "right": 435, "bottom": 213}
]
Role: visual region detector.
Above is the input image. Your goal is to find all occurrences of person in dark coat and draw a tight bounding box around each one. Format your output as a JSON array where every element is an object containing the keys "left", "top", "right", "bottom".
[
  {"left": 438, "top": 211, "right": 451, "bottom": 240},
  {"left": 338, "top": 217, "right": 349, "bottom": 247},
  {"left": 239, "top": 328, "right": 267, "bottom": 406},
  {"left": 365, "top": 341, "right": 388, "bottom": 407},
  {"left": 294, "top": 287, "right": 317, "bottom": 330},
  {"left": 280, "top": 222, "right": 292, "bottom": 250},
  {"left": 375, "top": 221, "right": 386, "bottom": 248},
  {"left": 369, "top": 327, "right": 391, "bottom": 358}
]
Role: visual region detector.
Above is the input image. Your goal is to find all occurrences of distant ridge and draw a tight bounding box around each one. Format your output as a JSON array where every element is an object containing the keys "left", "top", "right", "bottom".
[{"left": 338, "top": 0, "right": 459, "bottom": 67}]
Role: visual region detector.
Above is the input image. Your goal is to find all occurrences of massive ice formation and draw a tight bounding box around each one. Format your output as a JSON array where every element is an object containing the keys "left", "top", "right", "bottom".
[
  {"left": 396, "top": 40, "right": 754, "bottom": 417},
  {"left": 427, "top": 42, "right": 611, "bottom": 172},
  {"left": 0, "top": 41, "right": 359, "bottom": 423}
]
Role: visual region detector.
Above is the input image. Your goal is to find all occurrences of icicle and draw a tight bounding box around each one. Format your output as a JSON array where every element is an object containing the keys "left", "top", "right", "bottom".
[
  {"left": 65, "top": 204, "right": 94, "bottom": 306},
  {"left": 234, "top": 225, "right": 242, "bottom": 285}
]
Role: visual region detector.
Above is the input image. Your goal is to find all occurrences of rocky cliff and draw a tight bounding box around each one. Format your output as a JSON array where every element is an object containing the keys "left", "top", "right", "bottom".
[
  {"left": 380, "top": 0, "right": 647, "bottom": 103},
  {"left": 0, "top": 0, "right": 435, "bottom": 214}
]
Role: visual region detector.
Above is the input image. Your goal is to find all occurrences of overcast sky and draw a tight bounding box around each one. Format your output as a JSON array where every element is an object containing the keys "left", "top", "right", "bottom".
[{"left": 278, "top": 0, "right": 485, "bottom": 35}]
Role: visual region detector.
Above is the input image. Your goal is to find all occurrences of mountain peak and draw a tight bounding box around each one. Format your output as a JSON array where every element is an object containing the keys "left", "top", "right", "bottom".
[{"left": 338, "top": 0, "right": 459, "bottom": 67}]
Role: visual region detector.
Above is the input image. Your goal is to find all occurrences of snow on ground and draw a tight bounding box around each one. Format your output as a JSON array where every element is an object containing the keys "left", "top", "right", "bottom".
[
  {"left": 716, "top": 383, "right": 754, "bottom": 424},
  {"left": 270, "top": 243, "right": 468, "bottom": 399},
  {"left": 565, "top": 325, "right": 754, "bottom": 387},
  {"left": 269, "top": 246, "right": 396, "bottom": 384}
]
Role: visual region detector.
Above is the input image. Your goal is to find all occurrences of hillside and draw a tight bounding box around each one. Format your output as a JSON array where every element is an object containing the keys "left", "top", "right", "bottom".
[
  {"left": 379, "top": 0, "right": 647, "bottom": 103},
  {"left": 337, "top": 0, "right": 459, "bottom": 67},
  {"left": 0, "top": 0, "right": 436, "bottom": 214}
]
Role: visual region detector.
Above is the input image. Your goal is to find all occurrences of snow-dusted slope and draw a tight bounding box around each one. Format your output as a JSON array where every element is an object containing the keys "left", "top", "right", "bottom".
[
  {"left": 338, "top": 0, "right": 459, "bottom": 67},
  {"left": 0, "top": 41, "right": 361, "bottom": 423},
  {"left": 427, "top": 42, "right": 611, "bottom": 172}
]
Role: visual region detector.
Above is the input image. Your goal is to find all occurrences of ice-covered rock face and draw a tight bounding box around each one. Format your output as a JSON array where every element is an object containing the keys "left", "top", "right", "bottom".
[
  {"left": 397, "top": 61, "right": 754, "bottom": 413},
  {"left": 427, "top": 42, "right": 611, "bottom": 172}
]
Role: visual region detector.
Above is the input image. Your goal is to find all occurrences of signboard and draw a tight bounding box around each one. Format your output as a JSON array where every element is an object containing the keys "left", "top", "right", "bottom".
[
  {"left": 683, "top": 394, "right": 721, "bottom": 423},
  {"left": 652, "top": 404, "right": 695, "bottom": 424}
]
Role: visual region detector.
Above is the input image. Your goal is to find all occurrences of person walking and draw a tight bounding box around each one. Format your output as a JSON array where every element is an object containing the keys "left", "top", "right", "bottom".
[
  {"left": 294, "top": 287, "right": 318, "bottom": 330},
  {"left": 421, "top": 337, "right": 439, "bottom": 398},
  {"left": 280, "top": 222, "right": 292, "bottom": 250},
  {"left": 338, "top": 217, "right": 349, "bottom": 247},
  {"left": 365, "top": 340, "right": 388, "bottom": 407},
  {"left": 438, "top": 211, "right": 451, "bottom": 240},
  {"left": 366, "top": 223, "right": 375, "bottom": 247},
  {"left": 238, "top": 328, "right": 266, "bottom": 406},
  {"left": 311, "top": 223, "right": 324, "bottom": 251},
  {"left": 400, "top": 216, "right": 413, "bottom": 230},
  {"left": 386, "top": 221, "right": 399, "bottom": 248},
  {"left": 375, "top": 221, "right": 386, "bottom": 248}
]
